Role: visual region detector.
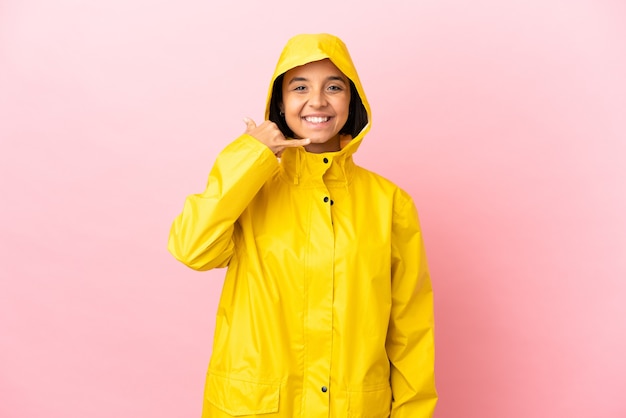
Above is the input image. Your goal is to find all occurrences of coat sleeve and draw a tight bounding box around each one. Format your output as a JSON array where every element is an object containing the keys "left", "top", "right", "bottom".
[
  {"left": 387, "top": 192, "right": 438, "bottom": 418},
  {"left": 167, "top": 134, "right": 278, "bottom": 271}
]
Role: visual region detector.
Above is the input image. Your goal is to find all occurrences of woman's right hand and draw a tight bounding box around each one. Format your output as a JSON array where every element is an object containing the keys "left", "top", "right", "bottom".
[{"left": 244, "top": 117, "right": 310, "bottom": 157}]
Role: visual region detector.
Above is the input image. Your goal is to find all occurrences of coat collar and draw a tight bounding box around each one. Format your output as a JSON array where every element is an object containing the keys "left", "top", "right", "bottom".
[{"left": 279, "top": 140, "right": 358, "bottom": 187}]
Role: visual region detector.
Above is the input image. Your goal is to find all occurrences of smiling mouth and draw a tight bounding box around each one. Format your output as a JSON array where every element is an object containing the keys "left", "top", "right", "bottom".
[{"left": 303, "top": 116, "right": 331, "bottom": 124}]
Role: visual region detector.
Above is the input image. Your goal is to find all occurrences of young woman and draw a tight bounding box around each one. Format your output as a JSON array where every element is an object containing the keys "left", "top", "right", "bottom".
[{"left": 168, "top": 33, "right": 437, "bottom": 417}]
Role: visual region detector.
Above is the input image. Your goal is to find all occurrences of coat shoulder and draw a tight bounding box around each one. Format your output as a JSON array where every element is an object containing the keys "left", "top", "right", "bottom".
[{"left": 353, "top": 165, "right": 415, "bottom": 207}]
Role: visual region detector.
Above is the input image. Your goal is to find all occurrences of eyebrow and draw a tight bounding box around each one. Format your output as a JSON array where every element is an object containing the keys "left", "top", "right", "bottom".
[{"left": 287, "top": 75, "right": 348, "bottom": 85}]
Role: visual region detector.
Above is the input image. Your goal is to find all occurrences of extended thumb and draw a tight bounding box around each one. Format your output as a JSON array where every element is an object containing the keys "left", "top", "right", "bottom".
[{"left": 243, "top": 117, "right": 256, "bottom": 132}]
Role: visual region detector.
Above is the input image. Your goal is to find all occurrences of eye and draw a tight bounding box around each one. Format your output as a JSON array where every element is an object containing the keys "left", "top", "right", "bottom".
[
  {"left": 327, "top": 85, "right": 343, "bottom": 92},
  {"left": 293, "top": 85, "right": 307, "bottom": 91}
]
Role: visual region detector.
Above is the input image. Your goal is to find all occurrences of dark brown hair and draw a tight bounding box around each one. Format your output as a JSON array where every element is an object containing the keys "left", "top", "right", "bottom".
[{"left": 268, "top": 74, "right": 368, "bottom": 139}]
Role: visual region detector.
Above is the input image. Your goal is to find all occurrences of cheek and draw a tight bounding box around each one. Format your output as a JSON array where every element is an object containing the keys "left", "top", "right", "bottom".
[
  {"left": 284, "top": 98, "right": 301, "bottom": 115},
  {"left": 337, "top": 98, "right": 351, "bottom": 119},
  {"left": 339, "top": 94, "right": 350, "bottom": 109}
]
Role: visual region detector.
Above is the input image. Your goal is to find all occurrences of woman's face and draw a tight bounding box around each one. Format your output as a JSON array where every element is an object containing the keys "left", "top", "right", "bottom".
[{"left": 281, "top": 59, "right": 351, "bottom": 153}]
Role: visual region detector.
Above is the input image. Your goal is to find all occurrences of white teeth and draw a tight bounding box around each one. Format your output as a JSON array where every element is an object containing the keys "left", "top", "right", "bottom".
[{"left": 304, "top": 116, "right": 330, "bottom": 123}]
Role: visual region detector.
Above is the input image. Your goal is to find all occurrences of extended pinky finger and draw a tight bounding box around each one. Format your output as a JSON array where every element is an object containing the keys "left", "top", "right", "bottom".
[{"left": 283, "top": 138, "right": 310, "bottom": 148}]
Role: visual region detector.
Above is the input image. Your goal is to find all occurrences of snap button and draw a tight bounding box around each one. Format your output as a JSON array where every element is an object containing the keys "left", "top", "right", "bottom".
[
  {"left": 323, "top": 196, "right": 329, "bottom": 203},
  {"left": 323, "top": 157, "right": 329, "bottom": 164},
  {"left": 330, "top": 200, "right": 334, "bottom": 205},
  {"left": 321, "top": 386, "right": 328, "bottom": 393}
]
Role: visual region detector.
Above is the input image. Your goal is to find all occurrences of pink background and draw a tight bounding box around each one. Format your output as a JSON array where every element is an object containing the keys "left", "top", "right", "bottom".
[{"left": 1, "top": 0, "right": 625, "bottom": 417}]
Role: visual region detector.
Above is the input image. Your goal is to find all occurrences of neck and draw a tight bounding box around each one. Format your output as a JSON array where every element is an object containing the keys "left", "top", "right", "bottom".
[{"left": 303, "top": 135, "right": 341, "bottom": 153}]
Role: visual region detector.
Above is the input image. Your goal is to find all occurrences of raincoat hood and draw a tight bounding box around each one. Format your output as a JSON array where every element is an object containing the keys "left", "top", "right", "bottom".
[{"left": 265, "top": 33, "right": 371, "bottom": 155}]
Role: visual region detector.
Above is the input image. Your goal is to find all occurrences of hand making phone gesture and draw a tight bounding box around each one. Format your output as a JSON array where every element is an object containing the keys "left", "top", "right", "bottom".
[{"left": 243, "top": 117, "right": 310, "bottom": 157}]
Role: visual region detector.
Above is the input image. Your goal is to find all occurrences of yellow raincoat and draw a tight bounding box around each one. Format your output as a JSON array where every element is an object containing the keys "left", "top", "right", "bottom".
[{"left": 168, "top": 33, "right": 437, "bottom": 417}]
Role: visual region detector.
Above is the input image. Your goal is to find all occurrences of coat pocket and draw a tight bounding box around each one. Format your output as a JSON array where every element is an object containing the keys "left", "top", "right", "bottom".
[
  {"left": 347, "top": 383, "right": 392, "bottom": 418},
  {"left": 205, "top": 372, "right": 280, "bottom": 416}
]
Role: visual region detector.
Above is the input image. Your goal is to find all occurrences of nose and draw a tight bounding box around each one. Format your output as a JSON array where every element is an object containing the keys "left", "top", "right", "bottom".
[{"left": 308, "top": 88, "right": 328, "bottom": 108}]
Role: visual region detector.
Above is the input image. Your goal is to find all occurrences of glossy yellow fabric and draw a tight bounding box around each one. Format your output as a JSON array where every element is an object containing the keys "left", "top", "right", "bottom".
[{"left": 168, "top": 33, "right": 437, "bottom": 417}]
